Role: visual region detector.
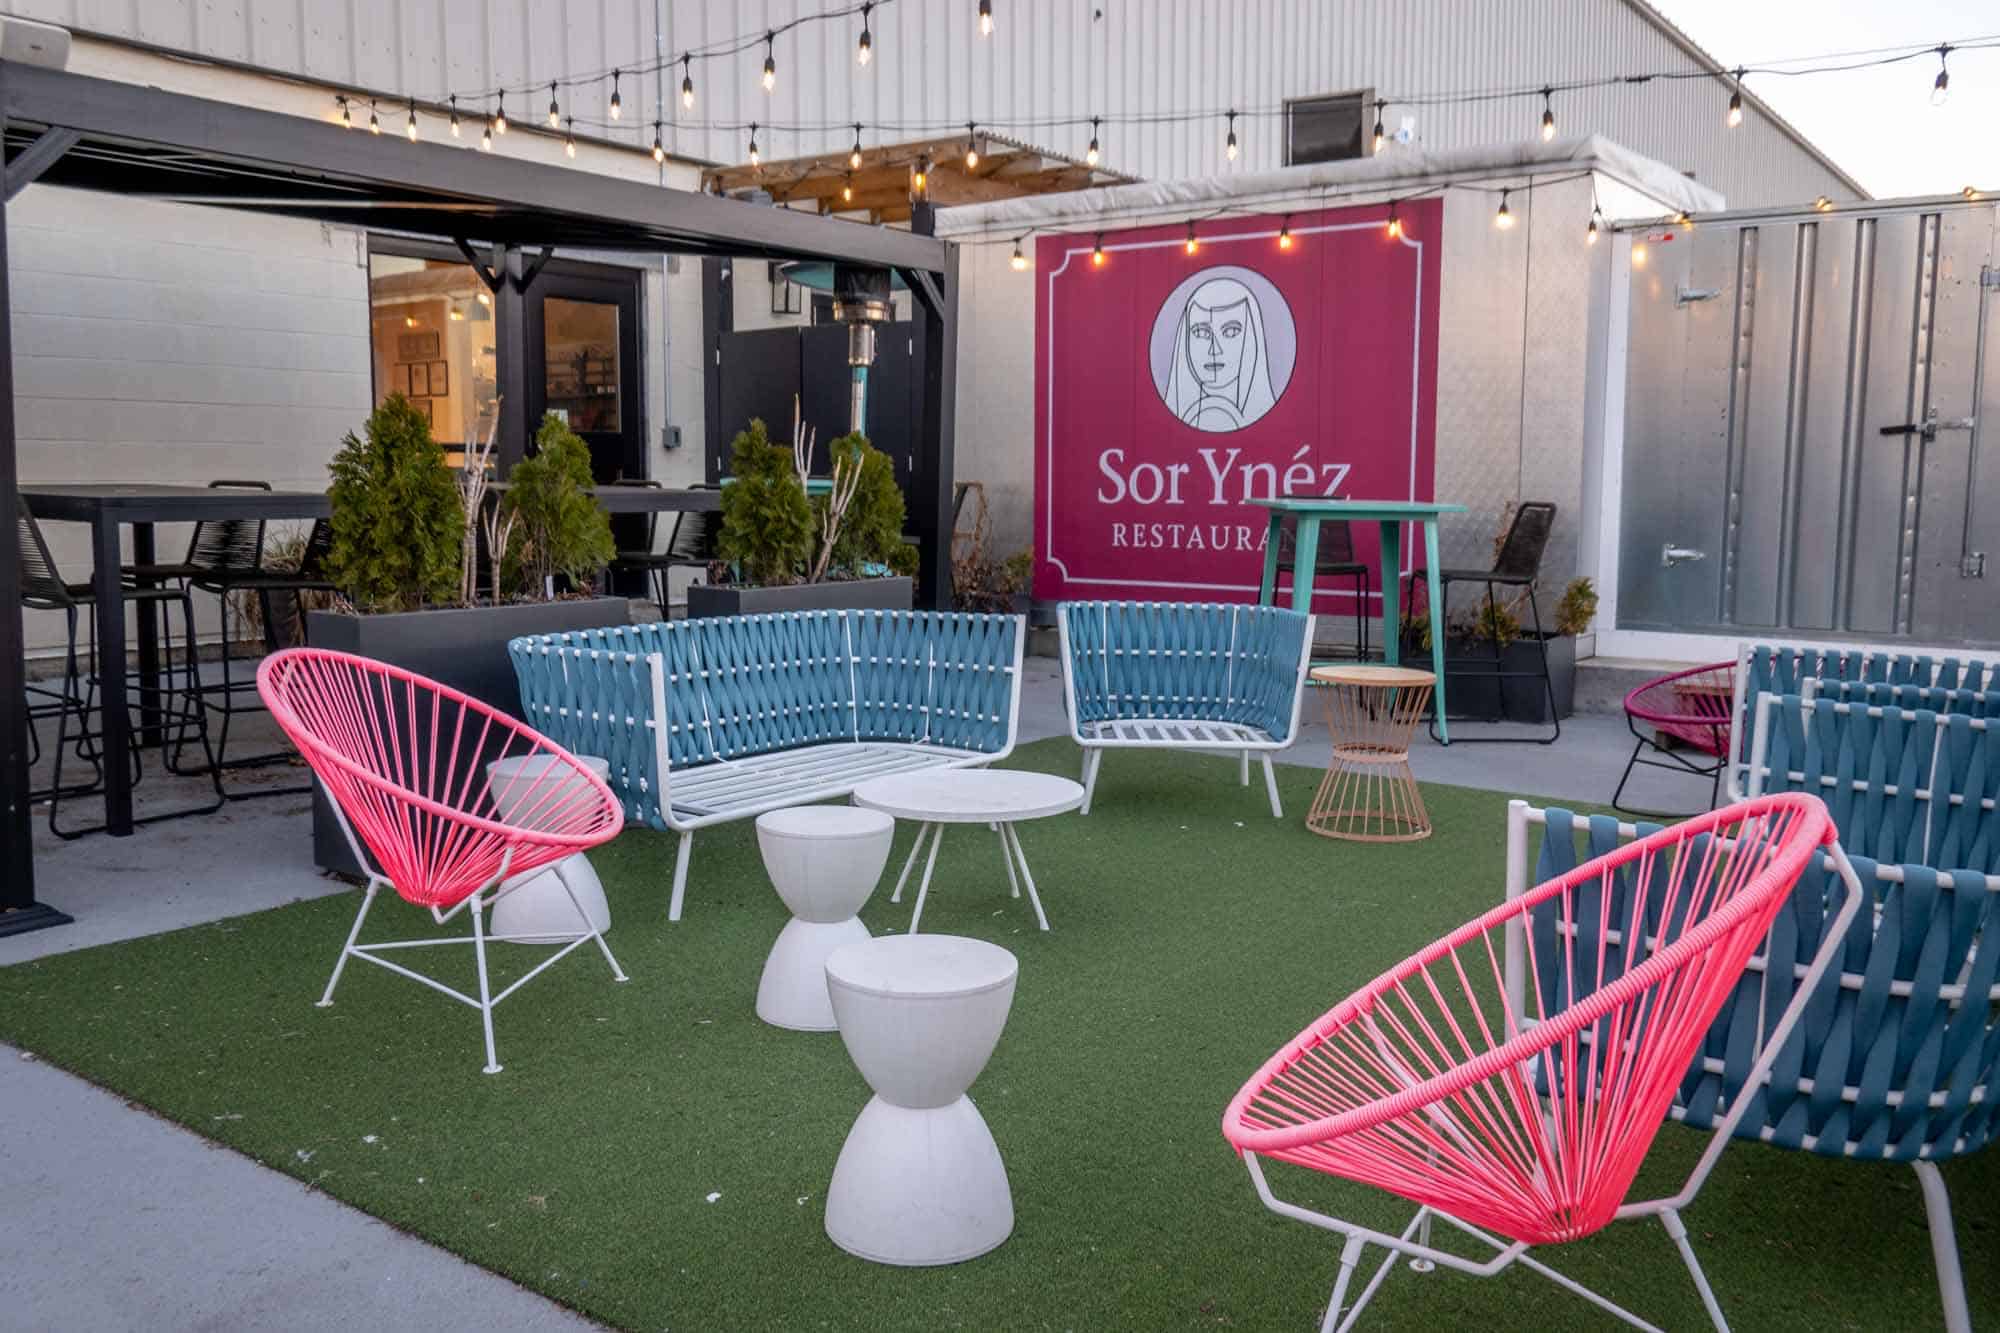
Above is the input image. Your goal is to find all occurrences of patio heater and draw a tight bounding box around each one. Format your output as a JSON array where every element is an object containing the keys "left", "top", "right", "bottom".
[{"left": 777, "top": 262, "right": 903, "bottom": 436}]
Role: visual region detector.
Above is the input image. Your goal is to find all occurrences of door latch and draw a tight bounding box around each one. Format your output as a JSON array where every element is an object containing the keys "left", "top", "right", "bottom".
[
  {"left": 1963, "top": 553, "right": 1987, "bottom": 579},
  {"left": 1879, "top": 406, "right": 1976, "bottom": 442},
  {"left": 1662, "top": 544, "right": 1708, "bottom": 568},
  {"left": 1674, "top": 286, "right": 1721, "bottom": 307}
]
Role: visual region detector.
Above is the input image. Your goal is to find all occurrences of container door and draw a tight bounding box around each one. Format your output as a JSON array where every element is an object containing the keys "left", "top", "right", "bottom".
[{"left": 526, "top": 268, "right": 643, "bottom": 483}]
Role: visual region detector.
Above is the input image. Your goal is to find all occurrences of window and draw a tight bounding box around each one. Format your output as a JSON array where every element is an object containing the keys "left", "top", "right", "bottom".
[
  {"left": 1285, "top": 91, "right": 1371, "bottom": 166},
  {"left": 542, "top": 297, "right": 622, "bottom": 433},
  {"left": 366, "top": 251, "right": 499, "bottom": 455}
]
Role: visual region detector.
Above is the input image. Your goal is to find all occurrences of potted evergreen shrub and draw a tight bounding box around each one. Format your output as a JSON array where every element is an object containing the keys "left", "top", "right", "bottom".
[
  {"left": 306, "top": 398, "right": 628, "bottom": 871},
  {"left": 1403, "top": 575, "right": 1595, "bottom": 725},
  {"left": 689, "top": 414, "right": 918, "bottom": 616}
]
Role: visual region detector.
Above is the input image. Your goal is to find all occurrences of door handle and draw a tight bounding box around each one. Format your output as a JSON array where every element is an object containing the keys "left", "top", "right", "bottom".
[
  {"left": 1662, "top": 544, "right": 1708, "bottom": 568},
  {"left": 1878, "top": 409, "right": 1975, "bottom": 441}
]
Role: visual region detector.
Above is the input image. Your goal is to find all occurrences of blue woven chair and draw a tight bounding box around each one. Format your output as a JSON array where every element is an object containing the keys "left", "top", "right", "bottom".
[
  {"left": 1057, "top": 600, "right": 1313, "bottom": 817},
  {"left": 1513, "top": 801, "right": 1995, "bottom": 1332},
  {"left": 510, "top": 609, "right": 1024, "bottom": 922},
  {"left": 1729, "top": 643, "right": 2000, "bottom": 800}
]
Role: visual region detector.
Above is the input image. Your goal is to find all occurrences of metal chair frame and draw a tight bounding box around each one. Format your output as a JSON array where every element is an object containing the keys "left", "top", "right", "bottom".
[
  {"left": 1276, "top": 511, "right": 1371, "bottom": 661},
  {"left": 1612, "top": 661, "right": 1735, "bottom": 817}
]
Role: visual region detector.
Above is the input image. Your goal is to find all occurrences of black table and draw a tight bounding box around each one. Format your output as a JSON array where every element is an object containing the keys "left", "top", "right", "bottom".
[{"left": 18, "top": 482, "right": 718, "bottom": 837}]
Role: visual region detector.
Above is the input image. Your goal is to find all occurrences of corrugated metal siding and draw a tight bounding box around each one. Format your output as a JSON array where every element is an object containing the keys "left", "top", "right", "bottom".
[{"left": 15, "top": 0, "right": 1857, "bottom": 207}]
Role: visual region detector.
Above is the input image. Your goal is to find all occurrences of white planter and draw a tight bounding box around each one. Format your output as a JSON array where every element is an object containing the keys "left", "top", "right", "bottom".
[{"left": 486, "top": 754, "right": 613, "bottom": 943}]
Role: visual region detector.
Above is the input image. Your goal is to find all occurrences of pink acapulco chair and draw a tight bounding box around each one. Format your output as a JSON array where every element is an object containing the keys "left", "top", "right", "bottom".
[
  {"left": 257, "top": 648, "right": 627, "bottom": 1074},
  {"left": 1611, "top": 661, "right": 1735, "bottom": 817},
  {"left": 1221, "top": 792, "right": 1865, "bottom": 1332}
]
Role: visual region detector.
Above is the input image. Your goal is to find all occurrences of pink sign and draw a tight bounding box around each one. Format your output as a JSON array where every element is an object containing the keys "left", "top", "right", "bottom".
[{"left": 1032, "top": 200, "right": 1442, "bottom": 609}]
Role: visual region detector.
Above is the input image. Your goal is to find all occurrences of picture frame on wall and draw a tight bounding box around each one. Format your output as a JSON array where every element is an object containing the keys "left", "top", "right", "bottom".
[
  {"left": 396, "top": 330, "right": 440, "bottom": 360},
  {"left": 397, "top": 364, "right": 417, "bottom": 397},
  {"left": 426, "top": 360, "right": 449, "bottom": 397}
]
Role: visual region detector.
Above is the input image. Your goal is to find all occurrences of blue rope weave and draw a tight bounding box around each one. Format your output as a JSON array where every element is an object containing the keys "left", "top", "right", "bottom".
[
  {"left": 508, "top": 610, "right": 1021, "bottom": 830},
  {"left": 1736, "top": 644, "right": 2000, "bottom": 772},
  {"left": 1059, "top": 600, "right": 1311, "bottom": 742}
]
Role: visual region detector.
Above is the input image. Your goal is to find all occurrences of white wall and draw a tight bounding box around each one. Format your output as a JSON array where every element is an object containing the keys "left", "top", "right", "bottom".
[{"left": 7, "top": 0, "right": 1865, "bottom": 207}]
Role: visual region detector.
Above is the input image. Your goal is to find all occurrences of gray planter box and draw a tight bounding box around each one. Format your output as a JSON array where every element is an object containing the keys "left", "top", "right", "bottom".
[
  {"left": 305, "top": 597, "right": 631, "bottom": 876},
  {"left": 687, "top": 577, "right": 914, "bottom": 618}
]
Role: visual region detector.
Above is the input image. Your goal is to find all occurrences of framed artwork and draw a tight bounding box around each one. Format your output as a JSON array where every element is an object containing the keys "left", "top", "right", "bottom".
[
  {"left": 426, "top": 360, "right": 449, "bottom": 396},
  {"left": 396, "top": 330, "right": 440, "bottom": 360},
  {"left": 397, "top": 364, "right": 417, "bottom": 397}
]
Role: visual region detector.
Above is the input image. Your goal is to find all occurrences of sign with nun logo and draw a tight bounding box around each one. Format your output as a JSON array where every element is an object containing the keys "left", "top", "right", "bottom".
[{"left": 1032, "top": 200, "right": 1441, "bottom": 609}]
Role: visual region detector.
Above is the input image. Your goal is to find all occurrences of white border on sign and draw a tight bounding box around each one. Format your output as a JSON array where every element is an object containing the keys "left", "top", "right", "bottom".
[{"left": 1042, "top": 219, "right": 1426, "bottom": 602}]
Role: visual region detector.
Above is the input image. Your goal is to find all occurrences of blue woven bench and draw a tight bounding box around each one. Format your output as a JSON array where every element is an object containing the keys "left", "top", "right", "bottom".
[
  {"left": 510, "top": 609, "right": 1024, "bottom": 921},
  {"left": 1057, "top": 600, "right": 1314, "bottom": 817}
]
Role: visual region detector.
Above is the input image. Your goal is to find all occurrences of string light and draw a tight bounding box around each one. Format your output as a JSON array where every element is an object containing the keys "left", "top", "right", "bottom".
[
  {"left": 493, "top": 91, "right": 508, "bottom": 135},
  {"left": 1091, "top": 233, "right": 1106, "bottom": 267},
  {"left": 842, "top": 173, "right": 854, "bottom": 203},
  {"left": 762, "top": 32, "right": 777, "bottom": 92},
  {"left": 1225, "top": 110, "right": 1239, "bottom": 161},
  {"left": 965, "top": 123, "right": 980, "bottom": 169},
  {"left": 1726, "top": 68, "right": 1744, "bottom": 127},
  {"left": 480, "top": 122, "right": 493, "bottom": 151},
  {"left": 857, "top": 3, "right": 874, "bottom": 64},
  {"left": 548, "top": 82, "right": 562, "bottom": 128},
  {"left": 1086, "top": 117, "right": 1100, "bottom": 167},
  {"left": 565, "top": 116, "right": 577, "bottom": 157},
  {"left": 1278, "top": 217, "right": 1293, "bottom": 249},
  {"left": 1587, "top": 206, "right": 1601, "bottom": 244},
  {"left": 850, "top": 123, "right": 865, "bottom": 169},
  {"left": 1814, "top": 194, "right": 1833, "bottom": 211},
  {"left": 1964, "top": 185, "right": 1981, "bottom": 199},
  {"left": 1371, "top": 100, "right": 1386, "bottom": 154},
  {"left": 1010, "top": 237, "right": 1028, "bottom": 271},
  {"left": 368, "top": 98, "right": 380, "bottom": 134},
  {"left": 911, "top": 156, "right": 929, "bottom": 196},
  {"left": 609, "top": 69, "right": 622, "bottom": 119},
  {"left": 1385, "top": 202, "right": 1402, "bottom": 239},
  {"left": 681, "top": 54, "right": 695, "bottom": 109},
  {"left": 979, "top": 0, "right": 994, "bottom": 37},
  {"left": 336, "top": 95, "right": 352, "bottom": 128},
  {"left": 1931, "top": 44, "right": 1951, "bottom": 104},
  {"left": 449, "top": 95, "right": 461, "bottom": 137},
  {"left": 1185, "top": 220, "right": 1198, "bottom": 255},
  {"left": 1677, "top": 209, "right": 1694, "bottom": 229},
  {"left": 1539, "top": 88, "right": 1555, "bottom": 141},
  {"left": 747, "top": 122, "right": 760, "bottom": 167},
  {"left": 652, "top": 121, "right": 665, "bottom": 162},
  {"left": 1494, "top": 188, "right": 1514, "bottom": 230},
  {"left": 406, "top": 98, "right": 418, "bottom": 141}
]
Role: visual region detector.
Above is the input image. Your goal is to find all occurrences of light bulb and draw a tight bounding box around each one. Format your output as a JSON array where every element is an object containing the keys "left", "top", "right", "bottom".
[
  {"left": 1225, "top": 111, "right": 1238, "bottom": 161},
  {"left": 653, "top": 124, "right": 665, "bottom": 163},
  {"left": 842, "top": 176, "right": 854, "bottom": 203},
  {"left": 368, "top": 100, "right": 380, "bottom": 134},
  {"left": 851, "top": 125, "right": 864, "bottom": 170},
  {"left": 979, "top": 0, "right": 993, "bottom": 37},
  {"left": 481, "top": 124, "right": 493, "bottom": 151},
  {"left": 449, "top": 96, "right": 461, "bottom": 137},
  {"left": 1086, "top": 118, "right": 1100, "bottom": 167},
  {"left": 1727, "top": 91, "right": 1742, "bottom": 128},
  {"left": 912, "top": 158, "right": 929, "bottom": 195},
  {"left": 609, "top": 71, "right": 622, "bottom": 120},
  {"left": 339, "top": 96, "right": 352, "bottom": 129},
  {"left": 1185, "top": 221, "right": 1198, "bottom": 255},
  {"left": 1678, "top": 210, "right": 1693, "bottom": 230},
  {"left": 1010, "top": 241, "right": 1028, "bottom": 271},
  {"left": 858, "top": 28, "right": 872, "bottom": 63},
  {"left": 1278, "top": 221, "right": 1293, "bottom": 250},
  {"left": 1964, "top": 186, "right": 1980, "bottom": 200},
  {"left": 965, "top": 123, "right": 979, "bottom": 169},
  {"left": 1091, "top": 236, "right": 1106, "bottom": 267},
  {"left": 1494, "top": 190, "right": 1514, "bottom": 230},
  {"left": 1932, "top": 47, "right": 1951, "bottom": 106},
  {"left": 406, "top": 101, "right": 418, "bottom": 141},
  {"left": 1586, "top": 211, "right": 1600, "bottom": 245},
  {"left": 494, "top": 92, "right": 507, "bottom": 135},
  {"left": 762, "top": 34, "right": 777, "bottom": 92},
  {"left": 548, "top": 83, "right": 561, "bottom": 128},
  {"left": 1814, "top": 195, "right": 1833, "bottom": 211},
  {"left": 1386, "top": 205, "right": 1402, "bottom": 240},
  {"left": 748, "top": 125, "right": 760, "bottom": 167},
  {"left": 1372, "top": 101, "right": 1385, "bottom": 154},
  {"left": 1539, "top": 90, "right": 1555, "bottom": 142},
  {"left": 682, "top": 56, "right": 695, "bottom": 109},
  {"left": 565, "top": 118, "right": 576, "bottom": 157}
]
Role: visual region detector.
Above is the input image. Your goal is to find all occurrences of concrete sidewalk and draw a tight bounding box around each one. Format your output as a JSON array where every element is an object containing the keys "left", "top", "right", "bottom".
[{"left": 1, "top": 660, "right": 1705, "bottom": 1330}]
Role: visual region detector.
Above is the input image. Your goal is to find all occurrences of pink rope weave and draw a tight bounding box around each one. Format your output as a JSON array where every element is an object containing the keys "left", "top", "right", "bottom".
[
  {"left": 257, "top": 648, "right": 623, "bottom": 909},
  {"left": 1623, "top": 660, "right": 1735, "bottom": 757},
  {"left": 1222, "top": 793, "right": 1834, "bottom": 1246}
]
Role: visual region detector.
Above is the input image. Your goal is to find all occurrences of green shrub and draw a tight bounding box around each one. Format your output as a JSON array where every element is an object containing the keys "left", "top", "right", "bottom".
[
  {"left": 718, "top": 418, "right": 813, "bottom": 585},
  {"left": 818, "top": 432, "right": 908, "bottom": 576},
  {"left": 325, "top": 393, "right": 462, "bottom": 612},
  {"left": 1554, "top": 577, "right": 1598, "bottom": 636},
  {"left": 501, "top": 414, "right": 615, "bottom": 595}
]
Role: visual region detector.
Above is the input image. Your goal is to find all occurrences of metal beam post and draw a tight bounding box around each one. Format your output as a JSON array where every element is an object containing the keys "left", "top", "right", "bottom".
[{"left": 906, "top": 246, "right": 959, "bottom": 611}]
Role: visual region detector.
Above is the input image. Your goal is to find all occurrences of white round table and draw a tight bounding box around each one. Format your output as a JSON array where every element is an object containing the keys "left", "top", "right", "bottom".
[
  {"left": 852, "top": 769, "right": 1084, "bottom": 933},
  {"left": 485, "top": 753, "right": 613, "bottom": 943},
  {"left": 823, "top": 933, "right": 1019, "bottom": 1266},
  {"left": 753, "top": 806, "right": 894, "bottom": 1031}
]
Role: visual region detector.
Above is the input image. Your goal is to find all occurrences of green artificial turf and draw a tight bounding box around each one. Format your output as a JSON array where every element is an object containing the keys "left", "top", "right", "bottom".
[{"left": 0, "top": 738, "right": 1991, "bottom": 1330}]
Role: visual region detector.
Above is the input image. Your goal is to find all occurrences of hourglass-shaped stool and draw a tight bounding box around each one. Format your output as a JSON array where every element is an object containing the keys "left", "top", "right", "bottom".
[
  {"left": 755, "top": 806, "right": 894, "bottom": 1031},
  {"left": 823, "top": 934, "right": 1019, "bottom": 1266},
  {"left": 486, "top": 754, "right": 614, "bottom": 942}
]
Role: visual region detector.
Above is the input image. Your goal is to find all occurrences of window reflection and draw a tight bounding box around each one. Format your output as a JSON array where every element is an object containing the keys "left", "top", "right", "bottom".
[
  {"left": 366, "top": 253, "right": 500, "bottom": 460},
  {"left": 544, "top": 297, "right": 620, "bottom": 432}
]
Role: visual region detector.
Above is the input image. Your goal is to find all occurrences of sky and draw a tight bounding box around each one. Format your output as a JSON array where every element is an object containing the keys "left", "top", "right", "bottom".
[{"left": 1652, "top": 0, "right": 1999, "bottom": 198}]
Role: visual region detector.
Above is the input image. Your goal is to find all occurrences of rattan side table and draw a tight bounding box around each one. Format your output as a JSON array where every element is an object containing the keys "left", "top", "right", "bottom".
[{"left": 1306, "top": 665, "right": 1436, "bottom": 842}]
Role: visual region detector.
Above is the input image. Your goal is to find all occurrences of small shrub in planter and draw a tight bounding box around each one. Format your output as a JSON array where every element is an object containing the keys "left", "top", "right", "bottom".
[
  {"left": 325, "top": 393, "right": 462, "bottom": 613},
  {"left": 499, "top": 414, "right": 617, "bottom": 597}
]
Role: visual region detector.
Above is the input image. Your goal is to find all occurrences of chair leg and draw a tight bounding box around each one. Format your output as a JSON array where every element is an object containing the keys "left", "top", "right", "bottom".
[
  {"left": 555, "top": 860, "right": 627, "bottom": 983},
  {"left": 1261, "top": 753, "right": 1282, "bottom": 818},
  {"left": 317, "top": 881, "right": 381, "bottom": 1007},
  {"left": 1080, "top": 748, "right": 1103, "bottom": 814},
  {"left": 1526, "top": 584, "right": 1560, "bottom": 744},
  {"left": 1321, "top": 1235, "right": 1368, "bottom": 1333},
  {"left": 470, "top": 890, "right": 502, "bottom": 1074},
  {"left": 1356, "top": 569, "right": 1371, "bottom": 661},
  {"left": 668, "top": 830, "right": 694, "bottom": 923},
  {"left": 1610, "top": 733, "right": 1649, "bottom": 813},
  {"left": 1658, "top": 1207, "right": 1730, "bottom": 1332},
  {"left": 1240, "top": 748, "right": 1251, "bottom": 786},
  {"left": 1913, "top": 1161, "right": 1972, "bottom": 1333}
]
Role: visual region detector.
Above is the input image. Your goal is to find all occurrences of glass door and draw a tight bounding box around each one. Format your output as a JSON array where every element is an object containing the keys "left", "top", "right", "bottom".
[{"left": 526, "top": 267, "right": 643, "bottom": 482}]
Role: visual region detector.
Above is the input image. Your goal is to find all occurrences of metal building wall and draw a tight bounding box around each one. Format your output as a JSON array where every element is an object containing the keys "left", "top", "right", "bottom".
[{"left": 12, "top": 0, "right": 1861, "bottom": 207}]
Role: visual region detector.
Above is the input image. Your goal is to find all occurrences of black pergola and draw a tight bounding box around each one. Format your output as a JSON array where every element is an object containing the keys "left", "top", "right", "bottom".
[{"left": 0, "top": 60, "right": 961, "bottom": 934}]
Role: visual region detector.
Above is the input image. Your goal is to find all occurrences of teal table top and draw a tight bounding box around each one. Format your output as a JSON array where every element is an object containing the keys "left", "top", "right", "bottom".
[{"left": 1249, "top": 498, "right": 1467, "bottom": 518}]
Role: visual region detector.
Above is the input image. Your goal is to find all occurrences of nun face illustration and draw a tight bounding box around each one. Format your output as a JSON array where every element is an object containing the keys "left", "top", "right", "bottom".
[{"left": 1185, "top": 297, "right": 1251, "bottom": 394}]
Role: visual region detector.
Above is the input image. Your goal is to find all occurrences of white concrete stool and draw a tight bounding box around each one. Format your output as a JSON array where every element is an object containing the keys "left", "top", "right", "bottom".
[
  {"left": 485, "top": 754, "right": 613, "bottom": 943},
  {"left": 824, "top": 934, "right": 1018, "bottom": 1266},
  {"left": 754, "top": 806, "right": 894, "bottom": 1031}
]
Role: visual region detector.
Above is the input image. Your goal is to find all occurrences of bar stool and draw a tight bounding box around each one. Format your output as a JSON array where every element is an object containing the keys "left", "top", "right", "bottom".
[
  {"left": 607, "top": 481, "right": 715, "bottom": 615},
  {"left": 1305, "top": 664, "right": 1434, "bottom": 842},
  {"left": 1276, "top": 508, "right": 1370, "bottom": 659},
  {"left": 17, "top": 509, "right": 222, "bottom": 838}
]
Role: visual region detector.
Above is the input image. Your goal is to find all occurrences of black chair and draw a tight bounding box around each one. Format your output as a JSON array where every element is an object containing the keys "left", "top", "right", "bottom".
[
  {"left": 607, "top": 481, "right": 716, "bottom": 615},
  {"left": 1405, "top": 501, "right": 1560, "bottom": 744},
  {"left": 1275, "top": 511, "right": 1370, "bottom": 659},
  {"left": 18, "top": 508, "right": 222, "bottom": 837}
]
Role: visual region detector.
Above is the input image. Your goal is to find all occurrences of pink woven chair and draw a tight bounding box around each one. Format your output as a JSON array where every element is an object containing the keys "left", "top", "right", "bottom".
[
  {"left": 1612, "top": 661, "right": 1735, "bottom": 816},
  {"left": 1222, "top": 793, "right": 1863, "bottom": 1331},
  {"left": 258, "top": 648, "right": 627, "bottom": 1074}
]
